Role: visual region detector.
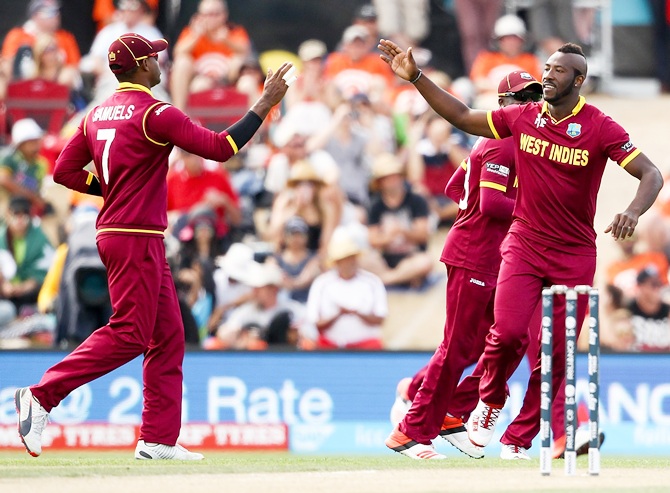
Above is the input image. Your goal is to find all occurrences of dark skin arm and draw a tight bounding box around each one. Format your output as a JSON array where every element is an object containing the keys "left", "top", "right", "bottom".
[
  {"left": 605, "top": 153, "right": 663, "bottom": 240},
  {"left": 378, "top": 39, "right": 493, "bottom": 137}
]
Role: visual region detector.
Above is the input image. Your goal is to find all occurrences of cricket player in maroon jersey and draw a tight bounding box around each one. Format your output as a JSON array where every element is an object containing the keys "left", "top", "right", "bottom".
[
  {"left": 14, "top": 33, "right": 294, "bottom": 460},
  {"left": 379, "top": 40, "right": 663, "bottom": 455},
  {"left": 386, "top": 71, "right": 567, "bottom": 460}
]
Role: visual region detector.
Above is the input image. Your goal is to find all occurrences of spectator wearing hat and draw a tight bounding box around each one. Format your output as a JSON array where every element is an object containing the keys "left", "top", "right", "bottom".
[
  {"left": 285, "top": 39, "right": 330, "bottom": 109},
  {"left": 323, "top": 24, "right": 395, "bottom": 102},
  {"left": 0, "top": 118, "right": 51, "bottom": 216},
  {"left": 469, "top": 15, "right": 542, "bottom": 108},
  {"left": 306, "top": 231, "right": 387, "bottom": 349},
  {"left": 627, "top": 265, "right": 670, "bottom": 352},
  {"left": 352, "top": 4, "right": 380, "bottom": 53},
  {"left": 1, "top": 0, "right": 80, "bottom": 88},
  {"left": 210, "top": 261, "right": 307, "bottom": 350},
  {"left": 170, "top": 0, "right": 252, "bottom": 110},
  {"left": 167, "top": 147, "right": 241, "bottom": 256},
  {"left": 270, "top": 216, "right": 322, "bottom": 303},
  {"left": 82, "top": 0, "right": 168, "bottom": 105},
  {"left": 206, "top": 242, "right": 255, "bottom": 334},
  {"left": 364, "top": 153, "right": 433, "bottom": 288},
  {"left": 0, "top": 196, "right": 55, "bottom": 318},
  {"left": 267, "top": 160, "right": 342, "bottom": 258}
]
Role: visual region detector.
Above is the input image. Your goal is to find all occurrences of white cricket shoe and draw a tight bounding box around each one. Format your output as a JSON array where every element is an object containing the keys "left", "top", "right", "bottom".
[
  {"left": 389, "top": 377, "right": 412, "bottom": 425},
  {"left": 500, "top": 444, "right": 531, "bottom": 460},
  {"left": 439, "top": 416, "right": 484, "bottom": 459},
  {"left": 135, "top": 440, "right": 204, "bottom": 460},
  {"left": 385, "top": 427, "right": 446, "bottom": 460},
  {"left": 15, "top": 387, "right": 49, "bottom": 457},
  {"left": 467, "top": 399, "right": 503, "bottom": 447}
]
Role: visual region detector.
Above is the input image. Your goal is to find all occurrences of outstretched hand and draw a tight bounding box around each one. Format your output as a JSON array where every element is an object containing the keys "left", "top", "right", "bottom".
[{"left": 378, "top": 39, "right": 419, "bottom": 82}]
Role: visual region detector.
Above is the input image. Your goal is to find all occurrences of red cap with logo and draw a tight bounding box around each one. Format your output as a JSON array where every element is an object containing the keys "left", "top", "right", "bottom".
[
  {"left": 108, "top": 33, "right": 167, "bottom": 74},
  {"left": 497, "top": 70, "right": 542, "bottom": 95}
]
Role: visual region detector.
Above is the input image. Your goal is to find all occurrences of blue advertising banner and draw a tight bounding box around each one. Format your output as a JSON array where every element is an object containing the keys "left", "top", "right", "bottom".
[{"left": 0, "top": 351, "right": 669, "bottom": 456}]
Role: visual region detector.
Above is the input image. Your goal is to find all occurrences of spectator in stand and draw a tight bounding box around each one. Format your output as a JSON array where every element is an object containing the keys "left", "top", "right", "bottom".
[
  {"left": 606, "top": 234, "right": 669, "bottom": 303},
  {"left": 1, "top": 0, "right": 80, "bottom": 89},
  {"left": 627, "top": 265, "right": 670, "bottom": 352},
  {"left": 0, "top": 249, "right": 19, "bottom": 329},
  {"left": 175, "top": 255, "right": 216, "bottom": 343},
  {"left": 453, "top": 0, "right": 504, "bottom": 74},
  {"left": 210, "top": 261, "right": 307, "bottom": 350},
  {"left": 207, "top": 242, "right": 254, "bottom": 336},
  {"left": 372, "top": 0, "right": 430, "bottom": 50},
  {"left": 270, "top": 216, "right": 322, "bottom": 303},
  {"left": 267, "top": 160, "right": 342, "bottom": 258},
  {"left": 306, "top": 231, "right": 387, "bottom": 349},
  {"left": 406, "top": 112, "right": 470, "bottom": 227},
  {"left": 0, "top": 119, "right": 51, "bottom": 217},
  {"left": 323, "top": 24, "right": 394, "bottom": 104},
  {"left": 170, "top": 0, "right": 252, "bottom": 110},
  {"left": 92, "top": 0, "right": 159, "bottom": 32},
  {"left": 470, "top": 15, "right": 542, "bottom": 108},
  {"left": 307, "top": 99, "right": 374, "bottom": 210},
  {"left": 31, "top": 34, "right": 85, "bottom": 110},
  {"left": 0, "top": 196, "right": 55, "bottom": 318},
  {"left": 81, "top": 0, "right": 169, "bottom": 104},
  {"left": 364, "top": 153, "right": 433, "bottom": 288},
  {"left": 352, "top": 4, "right": 381, "bottom": 52},
  {"left": 167, "top": 147, "right": 241, "bottom": 256},
  {"left": 527, "top": 0, "right": 581, "bottom": 58},
  {"left": 284, "top": 39, "right": 330, "bottom": 109}
]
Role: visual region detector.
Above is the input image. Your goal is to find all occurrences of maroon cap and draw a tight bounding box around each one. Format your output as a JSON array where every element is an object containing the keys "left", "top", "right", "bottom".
[
  {"left": 108, "top": 33, "right": 167, "bottom": 74},
  {"left": 497, "top": 70, "right": 542, "bottom": 95}
]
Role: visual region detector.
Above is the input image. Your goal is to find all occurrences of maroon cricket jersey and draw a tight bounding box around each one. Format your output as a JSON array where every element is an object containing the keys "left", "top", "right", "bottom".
[
  {"left": 54, "top": 82, "right": 240, "bottom": 235},
  {"left": 487, "top": 96, "right": 640, "bottom": 254},
  {"left": 441, "top": 137, "right": 517, "bottom": 276}
]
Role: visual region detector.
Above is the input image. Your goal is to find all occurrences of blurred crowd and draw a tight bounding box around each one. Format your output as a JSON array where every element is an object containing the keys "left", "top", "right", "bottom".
[{"left": 0, "top": 0, "right": 668, "bottom": 352}]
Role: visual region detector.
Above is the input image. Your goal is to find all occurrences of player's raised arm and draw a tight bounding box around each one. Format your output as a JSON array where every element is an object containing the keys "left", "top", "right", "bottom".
[{"left": 378, "top": 39, "right": 493, "bottom": 138}]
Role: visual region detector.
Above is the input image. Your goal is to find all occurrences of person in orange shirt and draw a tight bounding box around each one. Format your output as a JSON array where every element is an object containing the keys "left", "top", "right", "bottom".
[
  {"left": 1, "top": 0, "right": 80, "bottom": 86},
  {"left": 469, "top": 15, "right": 542, "bottom": 108},
  {"left": 92, "top": 0, "right": 159, "bottom": 32},
  {"left": 323, "top": 24, "right": 395, "bottom": 102},
  {"left": 170, "top": 0, "right": 252, "bottom": 110}
]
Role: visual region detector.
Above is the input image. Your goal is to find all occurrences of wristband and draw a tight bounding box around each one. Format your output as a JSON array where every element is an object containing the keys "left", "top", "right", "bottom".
[{"left": 409, "top": 70, "right": 422, "bottom": 84}]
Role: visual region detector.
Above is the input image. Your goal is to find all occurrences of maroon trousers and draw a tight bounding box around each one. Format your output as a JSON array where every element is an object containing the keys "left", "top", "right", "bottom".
[
  {"left": 478, "top": 232, "right": 594, "bottom": 448},
  {"left": 400, "top": 264, "right": 498, "bottom": 443},
  {"left": 31, "top": 234, "right": 185, "bottom": 445},
  {"left": 406, "top": 291, "right": 567, "bottom": 441}
]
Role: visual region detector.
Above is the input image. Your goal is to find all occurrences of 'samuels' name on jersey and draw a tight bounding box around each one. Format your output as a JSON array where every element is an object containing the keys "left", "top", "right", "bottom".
[{"left": 91, "top": 104, "right": 135, "bottom": 122}]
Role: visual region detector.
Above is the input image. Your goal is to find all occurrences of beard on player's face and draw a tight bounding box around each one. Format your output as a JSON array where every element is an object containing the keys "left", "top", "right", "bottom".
[{"left": 544, "top": 74, "right": 579, "bottom": 103}]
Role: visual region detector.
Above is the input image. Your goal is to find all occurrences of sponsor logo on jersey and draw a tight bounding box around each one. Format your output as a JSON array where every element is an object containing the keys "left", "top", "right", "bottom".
[
  {"left": 566, "top": 123, "right": 582, "bottom": 138},
  {"left": 469, "top": 277, "right": 485, "bottom": 287},
  {"left": 621, "top": 141, "right": 634, "bottom": 152},
  {"left": 485, "top": 163, "right": 510, "bottom": 177},
  {"left": 155, "top": 104, "right": 170, "bottom": 116},
  {"left": 534, "top": 113, "right": 547, "bottom": 128}
]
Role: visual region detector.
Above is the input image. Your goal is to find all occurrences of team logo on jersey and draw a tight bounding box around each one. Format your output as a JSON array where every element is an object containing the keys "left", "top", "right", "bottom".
[
  {"left": 566, "top": 123, "right": 582, "bottom": 138},
  {"left": 534, "top": 113, "right": 547, "bottom": 128}
]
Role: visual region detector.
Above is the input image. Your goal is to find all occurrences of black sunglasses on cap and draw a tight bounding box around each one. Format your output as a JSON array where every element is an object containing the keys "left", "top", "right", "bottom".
[{"left": 499, "top": 91, "right": 543, "bottom": 102}]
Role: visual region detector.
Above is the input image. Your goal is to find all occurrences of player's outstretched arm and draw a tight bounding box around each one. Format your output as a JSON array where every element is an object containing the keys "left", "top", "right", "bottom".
[
  {"left": 378, "top": 39, "right": 493, "bottom": 138},
  {"left": 605, "top": 153, "right": 663, "bottom": 240}
]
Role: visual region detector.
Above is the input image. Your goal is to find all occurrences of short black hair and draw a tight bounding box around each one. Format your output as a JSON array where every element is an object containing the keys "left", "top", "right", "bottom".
[
  {"left": 557, "top": 42, "right": 587, "bottom": 77},
  {"left": 9, "top": 195, "right": 32, "bottom": 215},
  {"left": 557, "top": 42, "right": 585, "bottom": 57}
]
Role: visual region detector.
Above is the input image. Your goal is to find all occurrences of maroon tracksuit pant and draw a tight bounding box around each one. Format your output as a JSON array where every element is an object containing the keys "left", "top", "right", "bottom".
[{"left": 31, "top": 234, "right": 185, "bottom": 445}]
